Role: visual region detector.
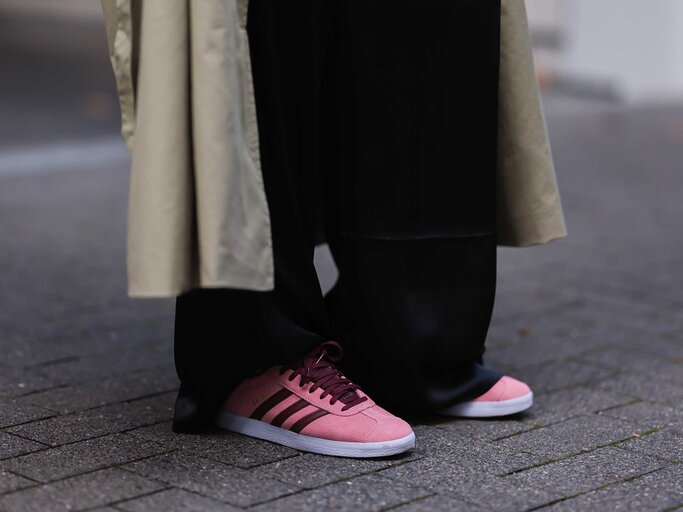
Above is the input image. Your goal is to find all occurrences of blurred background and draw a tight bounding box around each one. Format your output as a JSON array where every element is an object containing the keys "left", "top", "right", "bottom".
[
  {"left": 3, "top": 0, "right": 683, "bottom": 179},
  {"left": 1, "top": 2, "right": 682, "bottom": 510}
]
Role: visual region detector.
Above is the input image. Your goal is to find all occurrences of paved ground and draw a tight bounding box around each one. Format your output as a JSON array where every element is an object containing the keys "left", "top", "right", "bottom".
[{"left": 1, "top": 13, "right": 683, "bottom": 512}]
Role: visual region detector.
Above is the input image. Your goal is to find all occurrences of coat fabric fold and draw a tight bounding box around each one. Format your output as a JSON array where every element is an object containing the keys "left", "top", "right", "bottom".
[{"left": 102, "top": 0, "right": 566, "bottom": 298}]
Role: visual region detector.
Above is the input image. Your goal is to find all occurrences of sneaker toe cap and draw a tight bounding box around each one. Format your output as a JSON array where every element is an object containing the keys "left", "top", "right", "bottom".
[
  {"left": 474, "top": 376, "right": 532, "bottom": 402},
  {"left": 363, "top": 406, "right": 414, "bottom": 442}
]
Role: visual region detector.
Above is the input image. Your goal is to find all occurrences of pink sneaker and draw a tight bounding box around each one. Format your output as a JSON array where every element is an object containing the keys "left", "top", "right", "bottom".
[
  {"left": 215, "top": 341, "right": 415, "bottom": 458},
  {"left": 435, "top": 376, "right": 533, "bottom": 418}
]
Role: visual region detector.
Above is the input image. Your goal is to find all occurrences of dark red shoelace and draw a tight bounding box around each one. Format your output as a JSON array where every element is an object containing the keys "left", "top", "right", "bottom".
[{"left": 279, "top": 341, "right": 368, "bottom": 412}]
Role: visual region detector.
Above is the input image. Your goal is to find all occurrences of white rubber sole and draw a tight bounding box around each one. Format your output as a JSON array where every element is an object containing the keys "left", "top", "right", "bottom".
[
  {"left": 215, "top": 411, "right": 415, "bottom": 458},
  {"left": 435, "top": 391, "right": 534, "bottom": 418}
]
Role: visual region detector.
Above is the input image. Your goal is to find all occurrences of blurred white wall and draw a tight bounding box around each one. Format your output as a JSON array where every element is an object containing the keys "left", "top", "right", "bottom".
[{"left": 526, "top": 0, "right": 683, "bottom": 103}]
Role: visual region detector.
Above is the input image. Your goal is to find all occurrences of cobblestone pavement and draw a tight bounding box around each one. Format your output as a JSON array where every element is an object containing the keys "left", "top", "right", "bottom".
[{"left": 1, "top": 92, "right": 683, "bottom": 511}]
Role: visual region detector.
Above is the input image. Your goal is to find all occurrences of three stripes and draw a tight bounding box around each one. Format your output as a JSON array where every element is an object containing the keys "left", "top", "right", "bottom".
[{"left": 250, "top": 388, "right": 329, "bottom": 434}]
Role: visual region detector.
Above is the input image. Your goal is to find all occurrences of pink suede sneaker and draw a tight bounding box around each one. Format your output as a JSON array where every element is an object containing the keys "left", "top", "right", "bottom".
[
  {"left": 435, "top": 376, "right": 533, "bottom": 418},
  {"left": 215, "top": 341, "right": 415, "bottom": 458}
]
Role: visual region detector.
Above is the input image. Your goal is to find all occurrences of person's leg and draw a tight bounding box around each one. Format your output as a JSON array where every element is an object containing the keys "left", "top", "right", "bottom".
[
  {"left": 203, "top": 0, "right": 414, "bottom": 457},
  {"left": 173, "top": 0, "right": 334, "bottom": 432},
  {"left": 323, "top": 0, "right": 530, "bottom": 415},
  {"left": 325, "top": 236, "right": 501, "bottom": 412}
]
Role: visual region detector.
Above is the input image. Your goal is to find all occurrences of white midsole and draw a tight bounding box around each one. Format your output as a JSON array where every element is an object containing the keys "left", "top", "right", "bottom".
[
  {"left": 215, "top": 411, "right": 415, "bottom": 458},
  {"left": 435, "top": 391, "right": 534, "bottom": 418}
]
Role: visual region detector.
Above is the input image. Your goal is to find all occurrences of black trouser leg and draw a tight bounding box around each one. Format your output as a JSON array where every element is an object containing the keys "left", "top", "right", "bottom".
[
  {"left": 322, "top": 0, "right": 503, "bottom": 412},
  {"left": 325, "top": 236, "right": 502, "bottom": 412},
  {"left": 172, "top": 0, "right": 336, "bottom": 432}
]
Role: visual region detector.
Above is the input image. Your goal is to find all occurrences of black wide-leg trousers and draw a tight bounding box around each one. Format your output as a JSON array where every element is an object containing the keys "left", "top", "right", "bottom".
[{"left": 173, "top": 0, "right": 502, "bottom": 430}]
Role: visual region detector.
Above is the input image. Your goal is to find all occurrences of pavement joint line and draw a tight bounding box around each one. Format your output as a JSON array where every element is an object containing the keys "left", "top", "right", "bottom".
[
  {"left": 11, "top": 384, "right": 72, "bottom": 404},
  {"left": 446, "top": 404, "right": 647, "bottom": 445},
  {"left": 431, "top": 422, "right": 543, "bottom": 443},
  {"left": 530, "top": 372, "right": 623, "bottom": 396},
  {"left": 525, "top": 467, "right": 670, "bottom": 511},
  {"left": 1, "top": 416, "right": 172, "bottom": 456},
  {"left": 29, "top": 356, "right": 82, "bottom": 369},
  {"left": 8, "top": 371, "right": 177, "bottom": 409},
  {"left": 198, "top": 448, "right": 303, "bottom": 471},
  {"left": 79, "top": 485, "right": 175, "bottom": 512},
  {"left": 257, "top": 451, "right": 428, "bottom": 491},
  {"left": 0, "top": 412, "right": 60, "bottom": 429},
  {"left": 534, "top": 473, "right": 659, "bottom": 509},
  {"left": 116, "top": 452, "right": 305, "bottom": 509},
  {"left": 0, "top": 469, "right": 42, "bottom": 494},
  {"left": 500, "top": 435, "right": 663, "bottom": 478},
  {"left": 0, "top": 457, "right": 169, "bottom": 495},
  {"left": 0, "top": 431, "right": 50, "bottom": 460},
  {"left": 590, "top": 397, "right": 643, "bottom": 412},
  {"left": 493, "top": 420, "right": 658, "bottom": 470},
  {"left": 17, "top": 386, "right": 179, "bottom": 418},
  {"left": 379, "top": 493, "right": 440, "bottom": 511},
  {"left": 243, "top": 472, "right": 433, "bottom": 510}
]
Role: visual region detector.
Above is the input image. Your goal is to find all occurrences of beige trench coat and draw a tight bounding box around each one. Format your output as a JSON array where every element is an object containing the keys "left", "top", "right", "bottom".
[{"left": 102, "top": 0, "right": 567, "bottom": 298}]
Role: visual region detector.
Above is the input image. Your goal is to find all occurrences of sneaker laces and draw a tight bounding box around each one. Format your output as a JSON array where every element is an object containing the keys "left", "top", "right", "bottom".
[{"left": 279, "top": 341, "right": 368, "bottom": 412}]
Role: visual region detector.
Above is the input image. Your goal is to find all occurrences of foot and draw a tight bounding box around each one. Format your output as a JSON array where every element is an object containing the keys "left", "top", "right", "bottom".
[
  {"left": 215, "top": 341, "right": 415, "bottom": 458},
  {"left": 434, "top": 376, "right": 533, "bottom": 418}
]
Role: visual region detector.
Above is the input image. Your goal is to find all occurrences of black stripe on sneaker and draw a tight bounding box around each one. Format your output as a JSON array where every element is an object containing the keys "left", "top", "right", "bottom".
[
  {"left": 290, "top": 409, "right": 329, "bottom": 434},
  {"left": 250, "top": 389, "right": 293, "bottom": 420},
  {"left": 270, "top": 399, "right": 310, "bottom": 428}
]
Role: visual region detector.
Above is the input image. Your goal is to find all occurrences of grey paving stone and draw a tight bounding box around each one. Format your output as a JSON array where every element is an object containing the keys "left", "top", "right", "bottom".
[
  {"left": 597, "top": 373, "right": 683, "bottom": 406},
  {"left": 618, "top": 430, "right": 683, "bottom": 462},
  {"left": 414, "top": 426, "right": 543, "bottom": 475},
  {"left": 0, "top": 367, "right": 61, "bottom": 399},
  {"left": 428, "top": 414, "right": 541, "bottom": 443},
  {"left": 526, "top": 386, "right": 634, "bottom": 425},
  {"left": 0, "top": 468, "right": 164, "bottom": 512},
  {"left": 122, "top": 451, "right": 297, "bottom": 507},
  {"left": 499, "top": 415, "right": 648, "bottom": 459},
  {"left": 485, "top": 334, "right": 599, "bottom": 370},
  {"left": 513, "top": 360, "right": 615, "bottom": 393},
  {"left": 117, "top": 488, "right": 240, "bottom": 512},
  {"left": 3, "top": 432, "right": 167, "bottom": 482},
  {"left": 7, "top": 393, "right": 175, "bottom": 446},
  {"left": 19, "top": 365, "right": 178, "bottom": 414},
  {"left": 579, "top": 348, "right": 683, "bottom": 386},
  {"left": 388, "top": 494, "right": 486, "bottom": 512},
  {"left": 540, "top": 465, "right": 683, "bottom": 511},
  {"left": 254, "top": 451, "right": 414, "bottom": 490},
  {"left": 33, "top": 344, "right": 173, "bottom": 392},
  {"left": 0, "top": 432, "right": 45, "bottom": 461},
  {"left": 250, "top": 474, "right": 432, "bottom": 512},
  {"left": 507, "top": 446, "right": 664, "bottom": 497},
  {"left": 129, "top": 421, "right": 300, "bottom": 469},
  {"left": 603, "top": 401, "right": 683, "bottom": 433},
  {"left": 0, "top": 470, "right": 34, "bottom": 494},
  {"left": 381, "top": 457, "right": 562, "bottom": 511},
  {"left": 0, "top": 400, "right": 55, "bottom": 428},
  {"left": 624, "top": 335, "right": 683, "bottom": 361}
]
